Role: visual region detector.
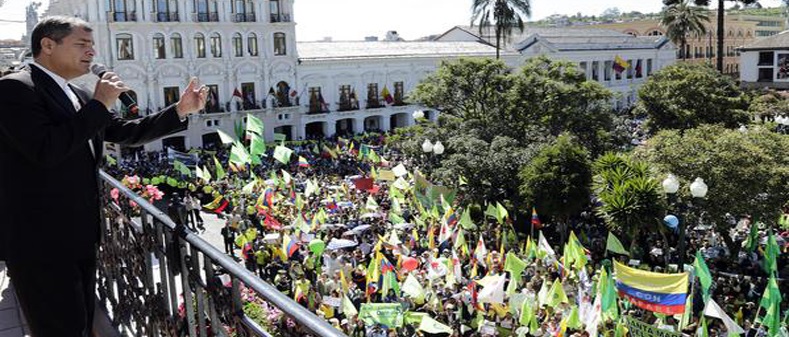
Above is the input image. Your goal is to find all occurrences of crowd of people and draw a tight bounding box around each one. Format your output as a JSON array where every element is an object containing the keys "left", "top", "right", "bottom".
[{"left": 105, "top": 132, "right": 789, "bottom": 337}]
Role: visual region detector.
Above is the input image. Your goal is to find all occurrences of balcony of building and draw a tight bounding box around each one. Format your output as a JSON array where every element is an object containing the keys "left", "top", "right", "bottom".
[
  {"left": 232, "top": 12, "right": 256, "bottom": 22},
  {"left": 193, "top": 12, "right": 219, "bottom": 22},
  {"left": 152, "top": 11, "right": 179, "bottom": 22},
  {"left": 107, "top": 11, "right": 137, "bottom": 22},
  {"left": 0, "top": 171, "right": 347, "bottom": 337},
  {"left": 269, "top": 13, "right": 292, "bottom": 23}
]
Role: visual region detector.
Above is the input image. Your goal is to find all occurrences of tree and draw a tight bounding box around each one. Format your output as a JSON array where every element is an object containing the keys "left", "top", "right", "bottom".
[
  {"left": 660, "top": 0, "right": 709, "bottom": 61},
  {"left": 665, "top": 0, "right": 757, "bottom": 72},
  {"left": 593, "top": 153, "right": 666, "bottom": 255},
  {"left": 636, "top": 62, "right": 749, "bottom": 133},
  {"left": 519, "top": 133, "right": 592, "bottom": 240},
  {"left": 409, "top": 58, "right": 511, "bottom": 129},
  {"left": 508, "top": 56, "right": 618, "bottom": 155},
  {"left": 636, "top": 124, "right": 789, "bottom": 256},
  {"left": 471, "top": 0, "right": 531, "bottom": 59}
]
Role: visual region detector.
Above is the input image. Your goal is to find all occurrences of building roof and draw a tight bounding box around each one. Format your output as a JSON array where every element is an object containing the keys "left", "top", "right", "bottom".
[
  {"left": 516, "top": 33, "right": 669, "bottom": 51},
  {"left": 436, "top": 25, "right": 670, "bottom": 51},
  {"left": 739, "top": 30, "right": 789, "bottom": 50},
  {"left": 297, "top": 41, "right": 513, "bottom": 61}
]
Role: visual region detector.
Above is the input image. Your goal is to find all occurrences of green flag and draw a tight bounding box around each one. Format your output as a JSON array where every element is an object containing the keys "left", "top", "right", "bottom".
[
  {"left": 418, "top": 316, "right": 452, "bottom": 334},
  {"left": 566, "top": 305, "right": 583, "bottom": 329},
  {"left": 459, "top": 206, "right": 476, "bottom": 230},
  {"left": 273, "top": 133, "right": 286, "bottom": 143},
  {"left": 246, "top": 113, "right": 265, "bottom": 136},
  {"left": 765, "top": 232, "right": 780, "bottom": 275},
  {"left": 759, "top": 275, "right": 781, "bottom": 312},
  {"left": 388, "top": 212, "right": 405, "bottom": 225},
  {"left": 249, "top": 133, "right": 267, "bottom": 158},
  {"left": 546, "top": 279, "right": 569, "bottom": 308},
  {"left": 484, "top": 203, "right": 498, "bottom": 220},
  {"left": 606, "top": 232, "right": 629, "bottom": 256},
  {"left": 694, "top": 251, "right": 712, "bottom": 298},
  {"left": 217, "top": 129, "right": 236, "bottom": 144},
  {"left": 495, "top": 202, "right": 508, "bottom": 223},
  {"left": 172, "top": 160, "right": 192, "bottom": 177},
  {"left": 745, "top": 222, "right": 759, "bottom": 252},
  {"left": 273, "top": 145, "right": 292, "bottom": 165},
  {"left": 104, "top": 154, "right": 117, "bottom": 166},
  {"left": 342, "top": 294, "right": 357, "bottom": 317},
  {"left": 699, "top": 316, "right": 709, "bottom": 337},
  {"left": 366, "top": 196, "right": 379, "bottom": 211},
  {"left": 212, "top": 156, "right": 226, "bottom": 180},
  {"left": 229, "top": 141, "right": 251, "bottom": 165}
]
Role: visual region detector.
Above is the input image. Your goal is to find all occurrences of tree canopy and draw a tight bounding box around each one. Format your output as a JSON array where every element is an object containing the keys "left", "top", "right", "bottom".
[{"left": 636, "top": 62, "right": 749, "bottom": 133}]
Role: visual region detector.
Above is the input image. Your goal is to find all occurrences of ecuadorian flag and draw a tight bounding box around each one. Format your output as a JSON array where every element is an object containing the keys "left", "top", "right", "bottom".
[{"left": 613, "top": 260, "right": 689, "bottom": 315}]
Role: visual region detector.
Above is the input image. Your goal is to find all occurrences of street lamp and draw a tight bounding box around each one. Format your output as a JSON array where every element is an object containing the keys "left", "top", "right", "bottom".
[
  {"left": 433, "top": 141, "right": 444, "bottom": 155},
  {"left": 690, "top": 177, "right": 708, "bottom": 198},
  {"left": 664, "top": 174, "right": 708, "bottom": 267},
  {"left": 422, "top": 139, "right": 433, "bottom": 153}
]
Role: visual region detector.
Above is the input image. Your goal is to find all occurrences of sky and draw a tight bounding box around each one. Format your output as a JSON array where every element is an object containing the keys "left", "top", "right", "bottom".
[{"left": 0, "top": 0, "right": 783, "bottom": 41}]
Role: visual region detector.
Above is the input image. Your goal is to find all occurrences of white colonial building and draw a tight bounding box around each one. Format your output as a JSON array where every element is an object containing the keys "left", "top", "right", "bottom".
[
  {"left": 42, "top": 0, "right": 675, "bottom": 153},
  {"left": 738, "top": 30, "right": 789, "bottom": 89}
]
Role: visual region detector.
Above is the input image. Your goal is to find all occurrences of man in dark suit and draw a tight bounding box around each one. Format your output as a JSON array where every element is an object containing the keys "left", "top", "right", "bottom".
[{"left": 0, "top": 16, "right": 208, "bottom": 337}]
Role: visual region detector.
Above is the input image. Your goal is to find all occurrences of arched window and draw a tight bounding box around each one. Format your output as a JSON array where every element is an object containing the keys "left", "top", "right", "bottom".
[
  {"left": 195, "top": 33, "right": 206, "bottom": 58},
  {"left": 171, "top": 33, "right": 183, "bottom": 58},
  {"left": 233, "top": 33, "right": 243, "bottom": 57},
  {"left": 274, "top": 32, "right": 286, "bottom": 55},
  {"left": 210, "top": 32, "right": 222, "bottom": 57},
  {"left": 116, "top": 33, "right": 134, "bottom": 60},
  {"left": 728, "top": 30, "right": 733, "bottom": 37},
  {"left": 153, "top": 33, "right": 165, "bottom": 59},
  {"left": 738, "top": 30, "right": 743, "bottom": 37},
  {"left": 248, "top": 33, "right": 258, "bottom": 56}
]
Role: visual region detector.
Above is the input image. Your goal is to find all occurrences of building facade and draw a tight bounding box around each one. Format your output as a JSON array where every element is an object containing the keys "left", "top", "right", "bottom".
[
  {"left": 437, "top": 26, "right": 677, "bottom": 110},
  {"left": 43, "top": 0, "right": 675, "bottom": 152},
  {"left": 739, "top": 31, "right": 789, "bottom": 89},
  {"left": 575, "top": 16, "right": 761, "bottom": 76}
]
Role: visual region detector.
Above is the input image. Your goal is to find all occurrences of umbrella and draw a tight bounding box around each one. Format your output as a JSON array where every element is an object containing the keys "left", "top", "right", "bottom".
[
  {"left": 326, "top": 238, "right": 358, "bottom": 250},
  {"left": 351, "top": 224, "right": 371, "bottom": 234},
  {"left": 360, "top": 213, "right": 381, "bottom": 219},
  {"left": 393, "top": 222, "right": 414, "bottom": 230}
]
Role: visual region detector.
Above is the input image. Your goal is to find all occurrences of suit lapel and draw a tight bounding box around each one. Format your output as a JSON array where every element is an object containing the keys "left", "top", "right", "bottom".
[{"left": 29, "top": 65, "right": 78, "bottom": 118}]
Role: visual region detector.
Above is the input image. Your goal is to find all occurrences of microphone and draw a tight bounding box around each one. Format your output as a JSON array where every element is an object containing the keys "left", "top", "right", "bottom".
[{"left": 90, "top": 63, "right": 139, "bottom": 115}]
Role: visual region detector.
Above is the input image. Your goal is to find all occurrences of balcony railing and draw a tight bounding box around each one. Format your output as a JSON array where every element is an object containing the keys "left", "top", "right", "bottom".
[
  {"left": 337, "top": 101, "right": 359, "bottom": 112},
  {"left": 233, "top": 12, "right": 256, "bottom": 22},
  {"left": 107, "top": 11, "right": 137, "bottom": 22},
  {"left": 193, "top": 12, "right": 219, "bottom": 22},
  {"left": 270, "top": 13, "right": 292, "bottom": 23},
  {"left": 96, "top": 170, "right": 346, "bottom": 337},
  {"left": 152, "top": 11, "right": 179, "bottom": 22}
]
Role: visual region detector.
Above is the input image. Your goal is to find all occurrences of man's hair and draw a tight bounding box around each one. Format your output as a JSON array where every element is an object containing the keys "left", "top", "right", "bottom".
[{"left": 31, "top": 16, "right": 92, "bottom": 57}]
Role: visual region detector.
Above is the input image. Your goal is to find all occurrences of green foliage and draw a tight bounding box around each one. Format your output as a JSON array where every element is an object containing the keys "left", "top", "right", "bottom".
[
  {"left": 593, "top": 153, "right": 665, "bottom": 247},
  {"left": 637, "top": 62, "right": 749, "bottom": 133},
  {"left": 747, "top": 89, "right": 789, "bottom": 121},
  {"left": 410, "top": 58, "right": 512, "bottom": 126},
  {"left": 471, "top": 0, "right": 532, "bottom": 58},
  {"left": 518, "top": 133, "right": 592, "bottom": 224},
  {"left": 660, "top": 0, "right": 709, "bottom": 60},
  {"left": 636, "top": 124, "right": 789, "bottom": 251},
  {"left": 508, "top": 56, "right": 617, "bottom": 155}
]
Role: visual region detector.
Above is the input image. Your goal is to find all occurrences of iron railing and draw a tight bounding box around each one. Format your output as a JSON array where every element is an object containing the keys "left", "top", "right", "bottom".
[{"left": 96, "top": 170, "right": 347, "bottom": 337}]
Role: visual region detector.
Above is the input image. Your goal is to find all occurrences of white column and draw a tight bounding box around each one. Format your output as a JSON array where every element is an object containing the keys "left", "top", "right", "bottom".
[
  {"left": 324, "top": 121, "right": 336, "bottom": 137},
  {"left": 380, "top": 114, "right": 391, "bottom": 132}
]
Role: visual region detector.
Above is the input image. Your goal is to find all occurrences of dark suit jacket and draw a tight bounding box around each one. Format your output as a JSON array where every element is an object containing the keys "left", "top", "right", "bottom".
[{"left": 0, "top": 64, "right": 187, "bottom": 262}]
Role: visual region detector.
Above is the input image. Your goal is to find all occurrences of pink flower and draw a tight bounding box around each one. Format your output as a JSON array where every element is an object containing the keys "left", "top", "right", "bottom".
[
  {"left": 129, "top": 200, "right": 138, "bottom": 208},
  {"left": 110, "top": 188, "right": 119, "bottom": 201},
  {"left": 127, "top": 175, "right": 140, "bottom": 186}
]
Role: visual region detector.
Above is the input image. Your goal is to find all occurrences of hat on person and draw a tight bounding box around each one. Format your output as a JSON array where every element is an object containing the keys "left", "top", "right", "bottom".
[{"left": 341, "top": 319, "right": 349, "bottom": 325}]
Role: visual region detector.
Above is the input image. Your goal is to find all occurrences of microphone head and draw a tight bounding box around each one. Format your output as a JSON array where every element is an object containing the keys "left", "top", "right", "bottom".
[{"left": 90, "top": 63, "right": 107, "bottom": 77}]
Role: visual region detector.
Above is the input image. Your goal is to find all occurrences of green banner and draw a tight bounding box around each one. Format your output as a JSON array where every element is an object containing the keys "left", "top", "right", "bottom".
[
  {"left": 625, "top": 316, "right": 682, "bottom": 337},
  {"left": 359, "top": 303, "right": 404, "bottom": 328}
]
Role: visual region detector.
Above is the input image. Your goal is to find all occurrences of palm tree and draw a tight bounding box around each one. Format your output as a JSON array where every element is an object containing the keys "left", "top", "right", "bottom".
[
  {"left": 471, "top": 0, "right": 531, "bottom": 59},
  {"left": 664, "top": 0, "right": 757, "bottom": 72},
  {"left": 660, "top": 0, "right": 710, "bottom": 61}
]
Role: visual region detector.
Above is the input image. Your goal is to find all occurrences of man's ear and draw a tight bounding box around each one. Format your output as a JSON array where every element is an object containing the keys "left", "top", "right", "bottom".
[{"left": 39, "top": 37, "right": 55, "bottom": 55}]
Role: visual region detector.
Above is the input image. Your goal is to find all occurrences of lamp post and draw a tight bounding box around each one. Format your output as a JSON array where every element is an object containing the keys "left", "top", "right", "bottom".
[{"left": 663, "top": 174, "right": 707, "bottom": 267}]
